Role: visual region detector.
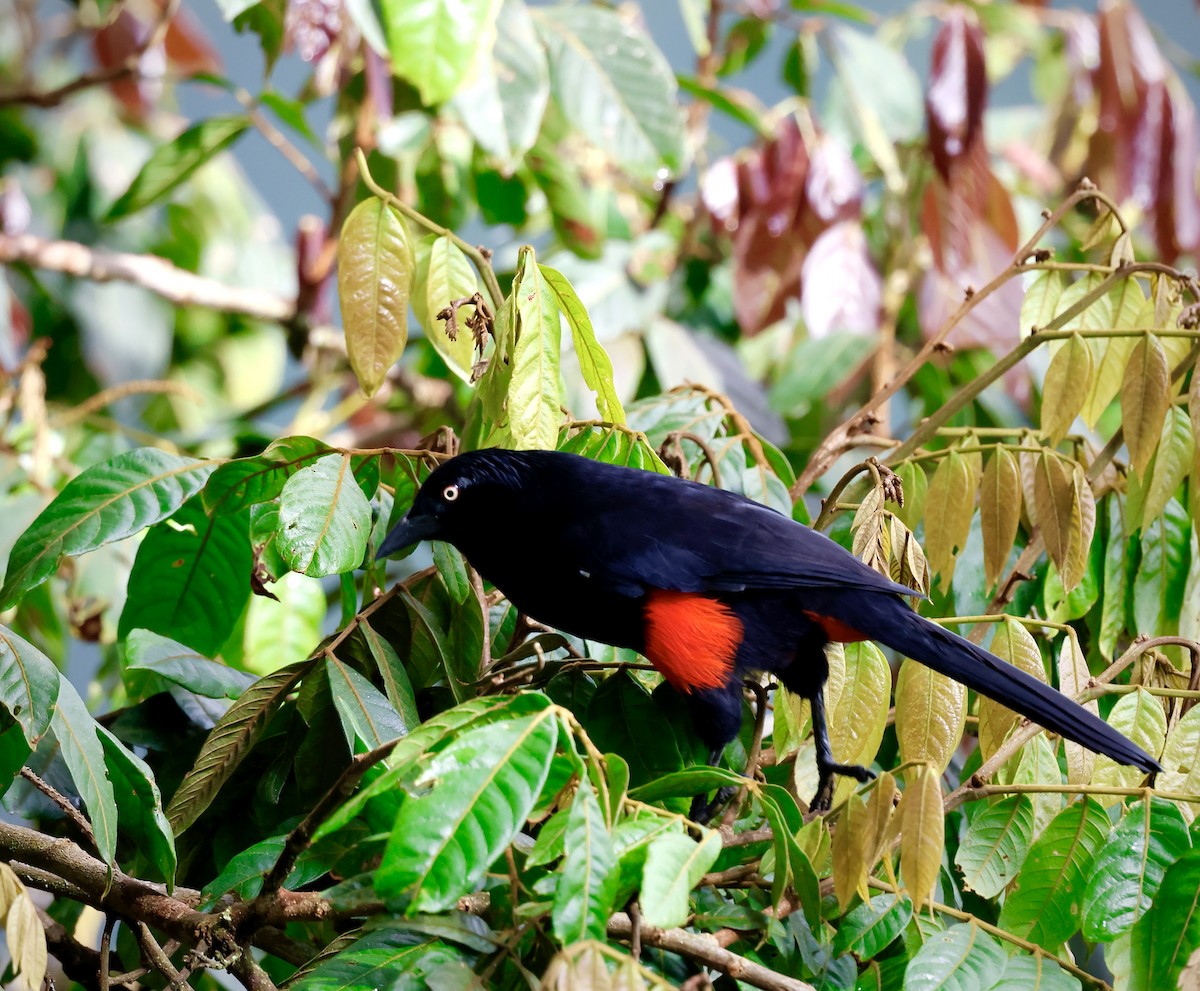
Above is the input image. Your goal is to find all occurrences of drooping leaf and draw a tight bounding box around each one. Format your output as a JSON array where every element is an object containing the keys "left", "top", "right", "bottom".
[
  {"left": 533, "top": 5, "right": 686, "bottom": 179},
  {"left": 376, "top": 706, "right": 559, "bottom": 912},
  {"left": 277, "top": 454, "right": 373, "bottom": 577},
  {"left": 338, "top": 197, "right": 414, "bottom": 396},
  {"left": 1032, "top": 453, "right": 1084, "bottom": 592},
  {"left": 1082, "top": 798, "right": 1191, "bottom": 941},
  {"left": 980, "top": 447, "right": 1022, "bottom": 590},
  {"left": 1138, "top": 406, "right": 1193, "bottom": 526},
  {"left": 894, "top": 660, "right": 965, "bottom": 776},
  {"left": 827, "top": 641, "right": 890, "bottom": 804},
  {"left": 96, "top": 724, "right": 177, "bottom": 886},
  {"left": 1021, "top": 271, "right": 1066, "bottom": 336},
  {"left": 924, "top": 7, "right": 987, "bottom": 179},
  {"left": 166, "top": 659, "right": 312, "bottom": 833},
  {"left": 552, "top": 779, "right": 619, "bottom": 943},
  {"left": 1, "top": 449, "right": 215, "bottom": 608},
  {"left": 0, "top": 625, "right": 60, "bottom": 748},
  {"left": 1056, "top": 636, "right": 1098, "bottom": 785},
  {"left": 359, "top": 620, "right": 420, "bottom": 731},
  {"left": 383, "top": 0, "right": 502, "bottom": 106},
  {"left": 106, "top": 116, "right": 250, "bottom": 220},
  {"left": 411, "top": 234, "right": 480, "bottom": 381},
  {"left": 832, "top": 792, "right": 871, "bottom": 908},
  {"left": 955, "top": 795, "right": 1035, "bottom": 898},
  {"left": 1133, "top": 497, "right": 1190, "bottom": 638},
  {"left": 978, "top": 618, "right": 1045, "bottom": 762},
  {"left": 118, "top": 498, "right": 251, "bottom": 657},
  {"left": 639, "top": 828, "right": 722, "bottom": 929},
  {"left": 1122, "top": 333, "right": 1172, "bottom": 476},
  {"left": 540, "top": 264, "right": 625, "bottom": 424},
  {"left": 1041, "top": 332, "right": 1093, "bottom": 444},
  {"left": 998, "top": 797, "right": 1111, "bottom": 950},
  {"left": 1159, "top": 705, "right": 1200, "bottom": 822},
  {"left": 507, "top": 248, "right": 563, "bottom": 450},
  {"left": 5, "top": 886, "right": 46, "bottom": 991},
  {"left": 287, "top": 929, "right": 465, "bottom": 991},
  {"left": 51, "top": 679, "right": 118, "bottom": 866},
  {"left": 923, "top": 450, "right": 976, "bottom": 591},
  {"left": 899, "top": 763, "right": 943, "bottom": 911},
  {"left": 988, "top": 954, "right": 1082, "bottom": 991}
]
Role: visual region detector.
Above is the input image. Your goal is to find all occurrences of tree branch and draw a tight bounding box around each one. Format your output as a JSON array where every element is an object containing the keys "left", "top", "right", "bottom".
[
  {"left": 607, "top": 914, "right": 814, "bottom": 991},
  {"left": 0, "top": 233, "right": 297, "bottom": 324}
]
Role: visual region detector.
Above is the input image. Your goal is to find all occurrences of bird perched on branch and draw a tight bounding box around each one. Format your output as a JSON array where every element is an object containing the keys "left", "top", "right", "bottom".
[{"left": 378, "top": 449, "right": 1159, "bottom": 817}]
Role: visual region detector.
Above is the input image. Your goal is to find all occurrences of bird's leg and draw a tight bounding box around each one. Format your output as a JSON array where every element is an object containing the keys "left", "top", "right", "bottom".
[
  {"left": 810, "top": 686, "right": 875, "bottom": 812},
  {"left": 689, "top": 747, "right": 737, "bottom": 824}
]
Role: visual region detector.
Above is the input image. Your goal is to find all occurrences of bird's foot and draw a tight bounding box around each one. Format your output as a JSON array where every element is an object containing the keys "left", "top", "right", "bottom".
[
  {"left": 690, "top": 785, "right": 737, "bottom": 825},
  {"left": 812, "top": 762, "right": 876, "bottom": 813}
]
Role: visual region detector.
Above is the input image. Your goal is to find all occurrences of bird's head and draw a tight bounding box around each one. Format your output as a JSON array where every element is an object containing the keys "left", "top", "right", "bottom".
[{"left": 375, "top": 449, "right": 546, "bottom": 559}]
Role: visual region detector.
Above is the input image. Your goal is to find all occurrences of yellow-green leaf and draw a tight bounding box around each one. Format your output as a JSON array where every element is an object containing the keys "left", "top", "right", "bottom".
[
  {"left": 1140, "top": 406, "right": 1194, "bottom": 526},
  {"left": 899, "top": 764, "right": 944, "bottom": 911},
  {"left": 980, "top": 448, "right": 1022, "bottom": 590},
  {"left": 6, "top": 891, "right": 46, "bottom": 991},
  {"left": 1020, "top": 271, "right": 1065, "bottom": 337},
  {"left": 828, "top": 642, "right": 891, "bottom": 806},
  {"left": 833, "top": 792, "right": 870, "bottom": 909},
  {"left": 1057, "top": 636, "right": 1098, "bottom": 785},
  {"left": 1122, "top": 333, "right": 1172, "bottom": 476},
  {"left": 508, "top": 247, "right": 563, "bottom": 449},
  {"left": 412, "top": 234, "right": 480, "bottom": 381},
  {"left": 1080, "top": 209, "right": 1114, "bottom": 251},
  {"left": 1090, "top": 688, "right": 1165, "bottom": 798},
  {"left": 1033, "top": 453, "right": 1082, "bottom": 589},
  {"left": 895, "top": 659, "right": 965, "bottom": 775},
  {"left": 923, "top": 450, "right": 976, "bottom": 592},
  {"left": 1041, "top": 332, "right": 1093, "bottom": 443},
  {"left": 891, "top": 461, "right": 927, "bottom": 532},
  {"left": 978, "top": 618, "right": 1045, "bottom": 763},
  {"left": 338, "top": 197, "right": 414, "bottom": 396},
  {"left": 1158, "top": 705, "right": 1200, "bottom": 822},
  {"left": 1083, "top": 336, "right": 1137, "bottom": 427}
]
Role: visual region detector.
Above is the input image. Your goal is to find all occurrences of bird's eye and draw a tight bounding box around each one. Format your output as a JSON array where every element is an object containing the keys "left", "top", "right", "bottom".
[{"left": 443, "top": 484, "right": 460, "bottom": 502}]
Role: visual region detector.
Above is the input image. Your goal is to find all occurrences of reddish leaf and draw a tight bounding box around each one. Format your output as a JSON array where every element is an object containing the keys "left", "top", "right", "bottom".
[
  {"left": 804, "top": 134, "right": 863, "bottom": 224},
  {"left": 800, "top": 221, "right": 881, "bottom": 339},
  {"left": 925, "top": 7, "right": 988, "bottom": 180},
  {"left": 1154, "top": 80, "right": 1200, "bottom": 259}
]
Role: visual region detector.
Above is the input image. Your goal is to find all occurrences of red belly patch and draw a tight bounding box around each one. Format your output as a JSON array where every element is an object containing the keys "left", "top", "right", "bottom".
[
  {"left": 802, "top": 610, "right": 869, "bottom": 643},
  {"left": 644, "top": 590, "right": 743, "bottom": 693}
]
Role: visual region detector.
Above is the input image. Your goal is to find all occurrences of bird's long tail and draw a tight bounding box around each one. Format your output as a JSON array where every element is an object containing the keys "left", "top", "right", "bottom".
[{"left": 858, "top": 597, "right": 1160, "bottom": 772}]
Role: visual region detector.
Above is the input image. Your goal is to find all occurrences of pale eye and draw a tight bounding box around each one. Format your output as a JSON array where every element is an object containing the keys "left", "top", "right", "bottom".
[{"left": 443, "top": 484, "right": 460, "bottom": 502}]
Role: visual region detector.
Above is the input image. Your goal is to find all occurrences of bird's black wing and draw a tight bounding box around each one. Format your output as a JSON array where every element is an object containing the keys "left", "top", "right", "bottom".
[{"left": 557, "top": 467, "right": 918, "bottom": 599}]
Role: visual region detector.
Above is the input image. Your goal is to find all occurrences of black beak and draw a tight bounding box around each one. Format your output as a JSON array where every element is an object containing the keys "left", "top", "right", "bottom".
[{"left": 376, "top": 512, "right": 443, "bottom": 559}]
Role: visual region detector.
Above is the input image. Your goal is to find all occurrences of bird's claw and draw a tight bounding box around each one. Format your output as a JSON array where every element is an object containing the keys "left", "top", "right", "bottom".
[
  {"left": 690, "top": 785, "right": 737, "bottom": 824},
  {"left": 812, "top": 762, "right": 876, "bottom": 813}
]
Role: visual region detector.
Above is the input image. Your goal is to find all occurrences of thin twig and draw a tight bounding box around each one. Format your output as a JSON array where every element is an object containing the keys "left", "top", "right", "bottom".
[{"left": 20, "top": 767, "right": 99, "bottom": 853}]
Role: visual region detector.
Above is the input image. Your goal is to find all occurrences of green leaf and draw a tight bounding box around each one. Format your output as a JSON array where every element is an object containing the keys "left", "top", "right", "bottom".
[
  {"left": 326, "top": 656, "right": 410, "bottom": 750},
  {"left": 1082, "top": 798, "right": 1191, "bottom": 941},
  {"left": 533, "top": 5, "right": 686, "bottom": 178},
  {"left": 1041, "top": 332, "right": 1093, "bottom": 444},
  {"left": 376, "top": 706, "right": 559, "bottom": 911},
  {"left": 1138, "top": 406, "right": 1193, "bottom": 526},
  {"left": 583, "top": 672, "right": 684, "bottom": 790},
  {"left": 290, "top": 930, "right": 464, "bottom": 991},
  {"left": 1, "top": 449, "right": 215, "bottom": 608},
  {"left": 411, "top": 234, "right": 480, "bottom": 381},
  {"left": 384, "top": 0, "right": 502, "bottom": 104},
  {"left": 452, "top": 0, "right": 548, "bottom": 167},
  {"left": 988, "top": 954, "right": 1082, "bottom": 991},
  {"left": 237, "top": 571, "right": 327, "bottom": 675},
  {"left": 955, "top": 795, "right": 1035, "bottom": 899},
  {"left": 904, "top": 923, "right": 1006, "bottom": 991},
  {"left": 1099, "top": 495, "right": 1130, "bottom": 660},
  {"left": 359, "top": 620, "right": 420, "bottom": 731},
  {"left": 1133, "top": 497, "right": 1190, "bottom": 638},
  {"left": 202, "top": 436, "right": 332, "bottom": 515},
  {"left": 1020, "top": 271, "right": 1066, "bottom": 336},
  {"left": 106, "top": 116, "right": 250, "bottom": 220},
  {"left": 166, "top": 660, "right": 312, "bottom": 833},
  {"left": 51, "top": 679, "right": 118, "bottom": 865},
  {"left": 125, "top": 629, "right": 254, "bottom": 700},
  {"left": 639, "top": 829, "right": 722, "bottom": 929},
  {"left": 338, "top": 197, "right": 414, "bottom": 396},
  {"left": 1089, "top": 688, "right": 1166, "bottom": 793},
  {"left": 118, "top": 498, "right": 251, "bottom": 657},
  {"left": 552, "top": 779, "right": 619, "bottom": 943},
  {"left": 0, "top": 626, "right": 60, "bottom": 748},
  {"left": 998, "top": 797, "right": 1112, "bottom": 950},
  {"left": 96, "top": 725, "right": 176, "bottom": 886},
  {"left": 1128, "top": 848, "right": 1200, "bottom": 990},
  {"left": 627, "top": 766, "right": 745, "bottom": 804},
  {"left": 432, "top": 541, "right": 471, "bottom": 604},
  {"left": 1122, "top": 333, "right": 1172, "bottom": 476},
  {"left": 278, "top": 454, "right": 372, "bottom": 577},
  {"left": 832, "top": 893, "right": 913, "bottom": 960},
  {"left": 539, "top": 264, "right": 626, "bottom": 424},
  {"left": 507, "top": 248, "right": 563, "bottom": 450}
]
